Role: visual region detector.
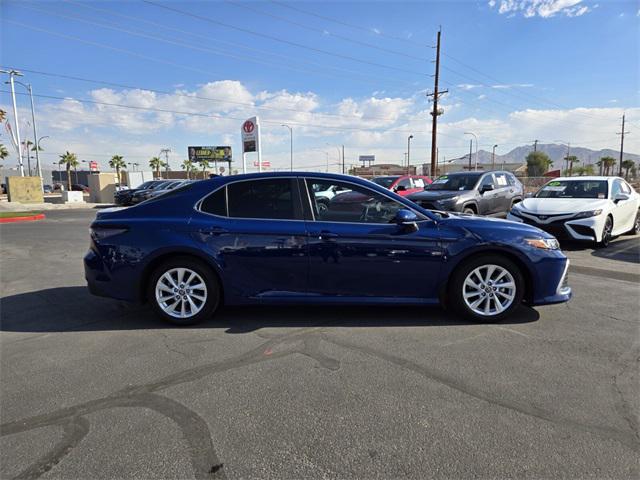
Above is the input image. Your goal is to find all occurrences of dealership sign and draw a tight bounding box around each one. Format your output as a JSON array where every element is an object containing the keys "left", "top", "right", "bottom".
[
  {"left": 188, "top": 146, "right": 232, "bottom": 162},
  {"left": 241, "top": 117, "right": 260, "bottom": 154}
]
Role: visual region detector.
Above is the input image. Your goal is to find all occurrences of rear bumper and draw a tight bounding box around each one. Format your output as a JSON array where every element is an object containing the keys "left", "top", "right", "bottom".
[{"left": 84, "top": 248, "right": 139, "bottom": 302}]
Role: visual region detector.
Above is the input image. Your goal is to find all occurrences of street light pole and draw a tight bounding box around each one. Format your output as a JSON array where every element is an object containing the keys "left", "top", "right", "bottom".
[
  {"left": 407, "top": 135, "right": 413, "bottom": 175},
  {"left": 464, "top": 132, "right": 478, "bottom": 171},
  {"left": 492, "top": 144, "right": 498, "bottom": 170},
  {"left": 13, "top": 81, "right": 42, "bottom": 180},
  {"left": 1, "top": 69, "right": 25, "bottom": 176},
  {"left": 281, "top": 124, "right": 293, "bottom": 171}
]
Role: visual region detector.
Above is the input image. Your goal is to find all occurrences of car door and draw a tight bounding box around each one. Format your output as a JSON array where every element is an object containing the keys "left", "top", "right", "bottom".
[
  {"left": 493, "top": 172, "right": 513, "bottom": 214},
  {"left": 193, "top": 177, "right": 309, "bottom": 300},
  {"left": 477, "top": 174, "right": 499, "bottom": 215},
  {"left": 611, "top": 179, "right": 636, "bottom": 233},
  {"left": 302, "top": 177, "right": 443, "bottom": 300}
]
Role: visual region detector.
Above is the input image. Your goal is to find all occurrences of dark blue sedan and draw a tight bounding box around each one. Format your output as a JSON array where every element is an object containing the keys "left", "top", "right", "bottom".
[{"left": 85, "top": 172, "right": 571, "bottom": 325}]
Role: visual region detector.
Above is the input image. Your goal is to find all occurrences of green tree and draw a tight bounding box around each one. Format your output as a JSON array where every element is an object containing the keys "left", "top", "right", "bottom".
[
  {"left": 149, "top": 156, "right": 165, "bottom": 179},
  {"left": 199, "top": 159, "right": 210, "bottom": 178},
  {"left": 109, "top": 155, "right": 126, "bottom": 185},
  {"left": 599, "top": 156, "right": 616, "bottom": 176},
  {"left": 59, "top": 151, "right": 78, "bottom": 190},
  {"left": 621, "top": 159, "right": 635, "bottom": 179},
  {"left": 564, "top": 155, "right": 579, "bottom": 176},
  {"left": 181, "top": 159, "right": 195, "bottom": 179},
  {"left": 526, "top": 151, "right": 553, "bottom": 177}
]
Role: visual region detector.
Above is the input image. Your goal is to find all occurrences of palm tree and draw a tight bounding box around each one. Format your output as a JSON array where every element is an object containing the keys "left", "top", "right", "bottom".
[
  {"left": 59, "top": 151, "right": 78, "bottom": 190},
  {"left": 149, "top": 156, "right": 165, "bottom": 179},
  {"left": 599, "top": 156, "right": 616, "bottom": 176},
  {"left": 109, "top": 155, "right": 126, "bottom": 184},
  {"left": 0, "top": 144, "right": 8, "bottom": 162},
  {"left": 621, "top": 159, "right": 635, "bottom": 179},
  {"left": 181, "top": 159, "right": 195, "bottom": 179},
  {"left": 564, "top": 155, "right": 579, "bottom": 177},
  {"left": 199, "top": 159, "right": 211, "bottom": 179}
]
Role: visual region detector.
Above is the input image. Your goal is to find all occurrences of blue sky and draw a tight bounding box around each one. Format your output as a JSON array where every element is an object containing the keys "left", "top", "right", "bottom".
[{"left": 1, "top": 0, "right": 639, "bottom": 172}]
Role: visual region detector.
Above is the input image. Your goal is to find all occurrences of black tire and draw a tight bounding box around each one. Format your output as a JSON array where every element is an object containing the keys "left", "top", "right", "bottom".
[
  {"left": 148, "top": 256, "right": 221, "bottom": 326},
  {"left": 462, "top": 205, "right": 476, "bottom": 215},
  {"left": 627, "top": 210, "right": 640, "bottom": 235},
  {"left": 448, "top": 254, "right": 525, "bottom": 323},
  {"left": 596, "top": 216, "right": 613, "bottom": 248}
]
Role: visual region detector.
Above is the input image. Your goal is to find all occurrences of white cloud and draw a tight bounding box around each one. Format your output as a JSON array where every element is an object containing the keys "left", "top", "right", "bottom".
[
  {"left": 491, "top": 83, "right": 534, "bottom": 89},
  {"left": 491, "top": 0, "right": 593, "bottom": 18},
  {"left": 457, "top": 84, "right": 482, "bottom": 90}
]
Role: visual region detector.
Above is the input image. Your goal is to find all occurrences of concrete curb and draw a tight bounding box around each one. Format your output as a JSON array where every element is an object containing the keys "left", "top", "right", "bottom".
[{"left": 0, "top": 213, "right": 46, "bottom": 224}]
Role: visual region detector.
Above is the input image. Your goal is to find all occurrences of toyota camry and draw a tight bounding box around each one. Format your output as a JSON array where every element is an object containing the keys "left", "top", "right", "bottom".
[{"left": 85, "top": 172, "right": 571, "bottom": 325}]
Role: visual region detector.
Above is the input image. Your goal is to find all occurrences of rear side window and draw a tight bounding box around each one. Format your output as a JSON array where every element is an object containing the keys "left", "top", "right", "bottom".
[
  {"left": 227, "top": 179, "right": 296, "bottom": 220},
  {"left": 494, "top": 173, "right": 509, "bottom": 186},
  {"left": 201, "top": 187, "right": 227, "bottom": 216}
]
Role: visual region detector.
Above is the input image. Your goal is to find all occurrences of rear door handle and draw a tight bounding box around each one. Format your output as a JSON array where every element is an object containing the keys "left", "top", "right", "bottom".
[
  {"left": 200, "top": 227, "right": 229, "bottom": 236},
  {"left": 319, "top": 230, "right": 338, "bottom": 240}
]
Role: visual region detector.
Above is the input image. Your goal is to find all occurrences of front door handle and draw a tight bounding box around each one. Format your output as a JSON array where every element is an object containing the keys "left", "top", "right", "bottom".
[
  {"left": 200, "top": 227, "right": 229, "bottom": 236},
  {"left": 319, "top": 230, "right": 338, "bottom": 240}
]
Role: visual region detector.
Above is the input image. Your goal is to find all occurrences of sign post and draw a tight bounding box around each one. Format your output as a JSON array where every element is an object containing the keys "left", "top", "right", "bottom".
[{"left": 241, "top": 116, "right": 262, "bottom": 172}]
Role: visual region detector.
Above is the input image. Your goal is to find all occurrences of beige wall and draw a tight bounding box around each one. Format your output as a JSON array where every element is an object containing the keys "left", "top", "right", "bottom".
[
  {"left": 87, "top": 173, "right": 117, "bottom": 203},
  {"left": 6, "top": 176, "right": 44, "bottom": 203}
]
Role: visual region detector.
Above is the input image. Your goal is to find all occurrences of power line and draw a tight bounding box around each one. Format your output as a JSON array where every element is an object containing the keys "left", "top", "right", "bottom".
[
  {"left": 142, "top": 0, "right": 428, "bottom": 77},
  {"left": 0, "top": 66, "right": 416, "bottom": 124}
]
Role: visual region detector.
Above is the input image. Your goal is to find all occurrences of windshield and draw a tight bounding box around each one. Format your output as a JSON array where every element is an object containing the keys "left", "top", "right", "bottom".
[
  {"left": 426, "top": 174, "right": 481, "bottom": 191},
  {"left": 371, "top": 176, "right": 398, "bottom": 188},
  {"left": 536, "top": 180, "right": 608, "bottom": 199}
]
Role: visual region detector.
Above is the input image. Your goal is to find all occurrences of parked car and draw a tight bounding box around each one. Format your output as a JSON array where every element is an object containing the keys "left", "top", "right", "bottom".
[
  {"left": 43, "top": 184, "right": 53, "bottom": 193},
  {"left": 407, "top": 171, "right": 523, "bottom": 216},
  {"left": 507, "top": 176, "right": 640, "bottom": 247},
  {"left": 371, "top": 175, "right": 432, "bottom": 196},
  {"left": 129, "top": 180, "right": 184, "bottom": 204},
  {"left": 144, "top": 180, "right": 193, "bottom": 201},
  {"left": 114, "top": 180, "right": 165, "bottom": 206},
  {"left": 71, "top": 184, "right": 90, "bottom": 193},
  {"left": 86, "top": 172, "right": 571, "bottom": 326}
]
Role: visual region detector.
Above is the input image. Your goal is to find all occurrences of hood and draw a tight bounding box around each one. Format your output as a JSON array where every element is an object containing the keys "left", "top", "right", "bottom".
[
  {"left": 408, "top": 190, "right": 464, "bottom": 201},
  {"left": 443, "top": 213, "right": 553, "bottom": 238},
  {"left": 517, "top": 197, "right": 609, "bottom": 215}
]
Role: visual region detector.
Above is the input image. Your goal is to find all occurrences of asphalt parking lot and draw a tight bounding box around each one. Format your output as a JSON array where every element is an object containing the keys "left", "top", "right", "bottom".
[{"left": 1, "top": 209, "right": 639, "bottom": 479}]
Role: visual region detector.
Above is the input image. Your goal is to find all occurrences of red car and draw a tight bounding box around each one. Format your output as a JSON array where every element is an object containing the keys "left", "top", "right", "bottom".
[{"left": 371, "top": 175, "right": 432, "bottom": 196}]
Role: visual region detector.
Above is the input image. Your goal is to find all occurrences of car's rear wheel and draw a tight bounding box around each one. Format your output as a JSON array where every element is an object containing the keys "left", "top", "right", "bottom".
[
  {"left": 597, "top": 216, "right": 613, "bottom": 248},
  {"left": 148, "top": 257, "right": 220, "bottom": 325},
  {"left": 449, "top": 255, "right": 524, "bottom": 322}
]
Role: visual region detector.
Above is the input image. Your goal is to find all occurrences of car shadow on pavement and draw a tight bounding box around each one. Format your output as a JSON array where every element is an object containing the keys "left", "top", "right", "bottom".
[
  {"left": 561, "top": 236, "right": 640, "bottom": 264},
  {"left": 0, "top": 286, "right": 540, "bottom": 334}
]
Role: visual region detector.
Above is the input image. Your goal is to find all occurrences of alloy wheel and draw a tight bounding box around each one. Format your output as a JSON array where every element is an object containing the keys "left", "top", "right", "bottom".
[
  {"left": 155, "top": 268, "right": 208, "bottom": 319},
  {"left": 462, "top": 264, "right": 516, "bottom": 317},
  {"left": 602, "top": 217, "right": 612, "bottom": 246}
]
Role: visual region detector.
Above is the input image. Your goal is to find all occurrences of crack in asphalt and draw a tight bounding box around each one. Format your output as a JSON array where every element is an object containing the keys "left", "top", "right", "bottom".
[{"left": 2, "top": 325, "right": 638, "bottom": 480}]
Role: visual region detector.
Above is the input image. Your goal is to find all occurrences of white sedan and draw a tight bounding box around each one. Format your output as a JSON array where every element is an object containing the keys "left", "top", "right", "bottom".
[{"left": 507, "top": 176, "right": 640, "bottom": 247}]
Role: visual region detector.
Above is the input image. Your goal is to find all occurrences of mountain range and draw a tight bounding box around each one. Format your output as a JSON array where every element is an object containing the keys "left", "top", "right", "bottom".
[{"left": 450, "top": 143, "right": 640, "bottom": 167}]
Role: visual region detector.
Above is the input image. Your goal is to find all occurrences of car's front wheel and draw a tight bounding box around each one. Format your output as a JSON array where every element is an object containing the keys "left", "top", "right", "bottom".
[
  {"left": 597, "top": 216, "right": 613, "bottom": 248},
  {"left": 148, "top": 256, "right": 221, "bottom": 325},
  {"left": 449, "top": 255, "right": 524, "bottom": 322}
]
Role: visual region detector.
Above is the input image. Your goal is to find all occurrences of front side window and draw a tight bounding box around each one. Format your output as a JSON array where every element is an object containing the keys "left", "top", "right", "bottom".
[
  {"left": 227, "top": 179, "right": 296, "bottom": 220},
  {"left": 395, "top": 177, "right": 413, "bottom": 189},
  {"left": 306, "top": 179, "right": 408, "bottom": 224},
  {"left": 479, "top": 174, "right": 496, "bottom": 189}
]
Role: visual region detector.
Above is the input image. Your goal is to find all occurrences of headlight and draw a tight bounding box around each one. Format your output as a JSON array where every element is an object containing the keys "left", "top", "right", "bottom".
[
  {"left": 525, "top": 238, "right": 560, "bottom": 250},
  {"left": 574, "top": 209, "right": 602, "bottom": 219}
]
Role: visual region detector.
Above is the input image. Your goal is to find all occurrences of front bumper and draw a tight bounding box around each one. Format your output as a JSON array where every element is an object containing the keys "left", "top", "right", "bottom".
[{"left": 507, "top": 212, "right": 601, "bottom": 242}]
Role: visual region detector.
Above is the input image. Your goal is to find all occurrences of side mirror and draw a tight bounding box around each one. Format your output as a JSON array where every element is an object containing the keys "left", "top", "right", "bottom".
[
  {"left": 480, "top": 184, "right": 494, "bottom": 194},
  {"left": 614, "top": 193, "right": 629, "bottom": 203},
  {"left": 394, "top": 209, "right": 419, "bottom": 230},
  {"left": 395, "top": 185, "right": 406, "bottom": 192}
]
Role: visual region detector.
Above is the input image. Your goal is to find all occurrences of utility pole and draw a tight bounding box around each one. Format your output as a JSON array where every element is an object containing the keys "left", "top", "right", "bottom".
[
  {"left": 427, "top": 28, "right": 447, "bottom": 178},
  {"left": 160, "top": 148, "right": 171, "bottom": 178},
  {"left": 492, "top": 144, "right": 498, "bottom": 170},
  {"left": 617, "top": 114, "right": 630, "bottom": 177},
  {"left": 532, "top": 139, "right": 538, "bottom": 152},
  {"left": 467, "top": 139, "right": 473, "bottom": 171},
  {"left": 1, "top": 69, "right": 25, "bottom": 176},
  {"left": 342, "top": 145, "right": 345, "bottom": 174},
  {"left": 407, "top": 134, "right": 413, "bottom": 175}
]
